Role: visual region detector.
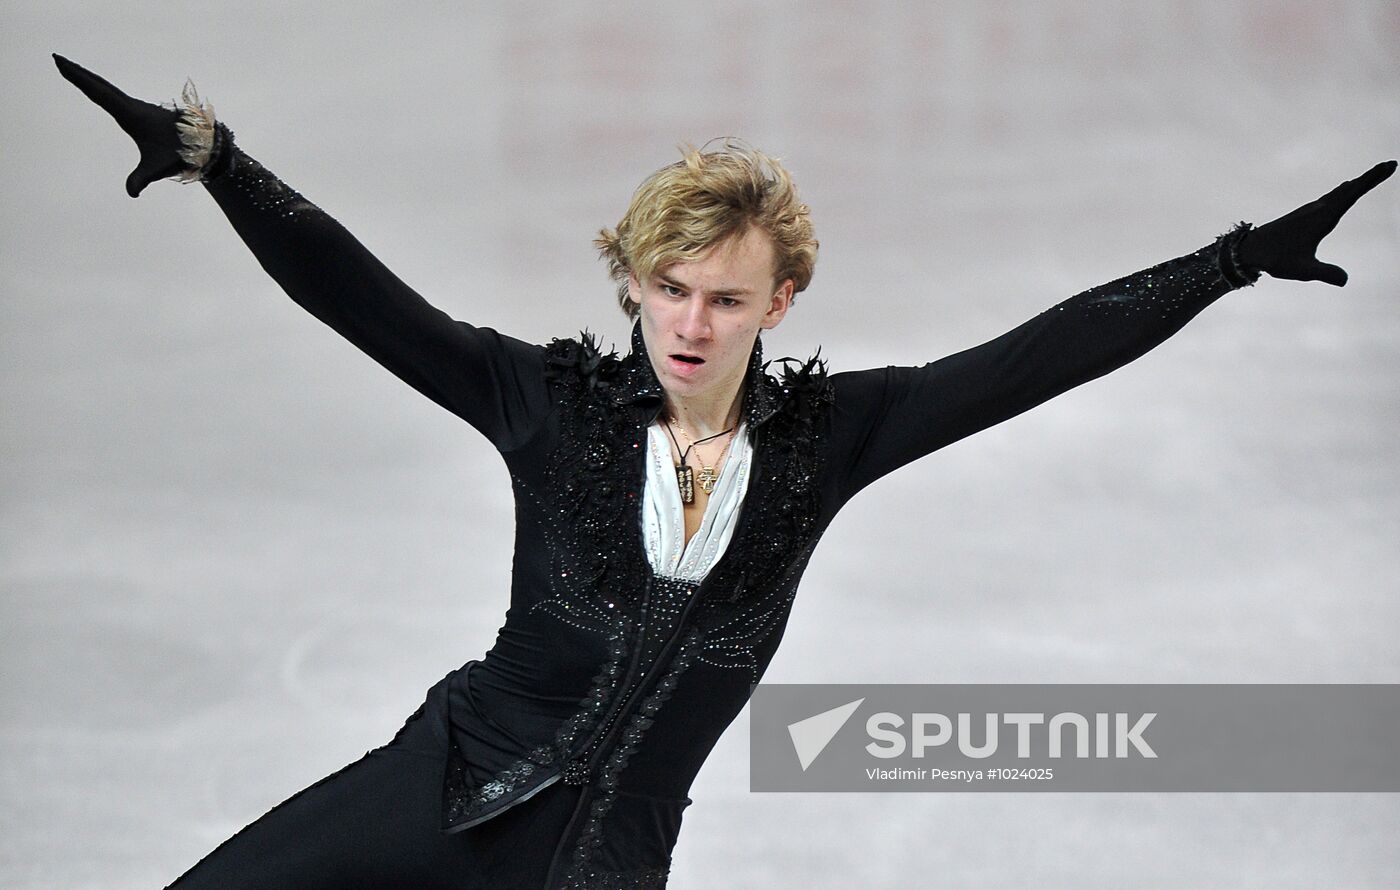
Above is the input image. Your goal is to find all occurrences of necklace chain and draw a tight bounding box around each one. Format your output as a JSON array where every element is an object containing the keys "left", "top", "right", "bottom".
[{"left": 663, "top": 417, "right": 736, "bottom": 504}]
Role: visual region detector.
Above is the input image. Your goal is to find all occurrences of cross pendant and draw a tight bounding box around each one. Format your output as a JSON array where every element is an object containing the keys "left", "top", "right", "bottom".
[{"left": 697, "top": 465, "right": 719, "bottom": 495}]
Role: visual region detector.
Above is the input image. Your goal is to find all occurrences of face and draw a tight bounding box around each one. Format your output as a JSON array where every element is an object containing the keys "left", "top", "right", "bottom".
[{"left": 628, "top": 227, "right": 793, "bottom": 408}]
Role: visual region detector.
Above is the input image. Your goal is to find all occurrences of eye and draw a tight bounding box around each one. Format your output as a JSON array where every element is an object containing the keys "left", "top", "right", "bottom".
[
  {"left": 661, "top": 284, "right": 685, "bottom": 297},
  {"left": 714, "top": 297, "right": 740, "bottom": 308}
]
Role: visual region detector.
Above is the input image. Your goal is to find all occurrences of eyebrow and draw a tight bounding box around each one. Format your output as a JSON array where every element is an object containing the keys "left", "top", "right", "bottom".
[{"left": 657, "top": 273, "right": 753, "bottom": 297}]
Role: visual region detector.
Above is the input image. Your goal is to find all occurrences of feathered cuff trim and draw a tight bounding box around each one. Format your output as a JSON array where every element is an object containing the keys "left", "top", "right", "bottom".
[
  {"left": 1216, "top": 221, "right": 1262, "bottom": 289},
  {"left": 167, "top": 80, "right": 217, "bottom": 182}
]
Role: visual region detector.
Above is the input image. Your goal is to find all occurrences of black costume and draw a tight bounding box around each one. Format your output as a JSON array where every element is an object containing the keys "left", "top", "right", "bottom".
[
  {"left": 46, "top": 46, "right": 1394, "bottom": 890},
  {"left": 156, "top": 126, "right": 1260, "bottom": 889}
]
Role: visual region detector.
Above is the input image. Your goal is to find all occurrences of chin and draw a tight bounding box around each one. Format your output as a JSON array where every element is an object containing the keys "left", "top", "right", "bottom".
[{"left": 662, "top": 374, "right": 703, "bottom": 394}]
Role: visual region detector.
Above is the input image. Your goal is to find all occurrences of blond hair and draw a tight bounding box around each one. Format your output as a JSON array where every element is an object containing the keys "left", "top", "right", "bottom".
[{"left": 596, "top": 140, "right": 818, "bottom": 319}]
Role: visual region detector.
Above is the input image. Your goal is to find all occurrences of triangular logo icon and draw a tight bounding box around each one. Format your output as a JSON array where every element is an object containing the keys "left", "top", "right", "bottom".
[{"left": 787, "top": 698, "right": 865, "bottom": 771}]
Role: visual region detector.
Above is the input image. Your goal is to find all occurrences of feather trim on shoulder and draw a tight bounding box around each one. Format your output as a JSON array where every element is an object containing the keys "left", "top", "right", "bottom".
[
  {"left": 764, "top": 349, "right": 833, "bottom": 422},
  {"left": 544, "top": 330, "right": 620, "bottom": 392}
]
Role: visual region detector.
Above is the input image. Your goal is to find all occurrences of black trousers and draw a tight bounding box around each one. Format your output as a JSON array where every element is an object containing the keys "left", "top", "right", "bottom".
[{"left": 166, "top": 692, "right": 581, "bottom": 889}]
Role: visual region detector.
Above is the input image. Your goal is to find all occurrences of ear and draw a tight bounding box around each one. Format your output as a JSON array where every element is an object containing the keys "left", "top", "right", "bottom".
[
  {"left": 759, "top": 279, "right": 794, "bottom": 330},
  {"left": 627, "top": 271, "right": 642, "bottom": 306}
]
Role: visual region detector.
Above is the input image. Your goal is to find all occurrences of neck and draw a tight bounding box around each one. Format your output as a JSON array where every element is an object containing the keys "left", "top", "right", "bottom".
[{"left": 664, "top": 382, "right": 744, "bottom": 438}]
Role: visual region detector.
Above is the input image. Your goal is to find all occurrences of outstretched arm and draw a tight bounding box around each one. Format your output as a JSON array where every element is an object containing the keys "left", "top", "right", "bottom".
[
  {"left": 828, "top": 162, "right": 1395, "bottom": 501},
  {"left": 53, "top": 55, "right": 551, "bottom": 452}
]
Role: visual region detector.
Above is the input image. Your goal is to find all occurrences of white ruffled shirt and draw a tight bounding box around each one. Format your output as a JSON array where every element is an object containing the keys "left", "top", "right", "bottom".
[{"left": 642, "top": 420, "right": 753, "bottom": 582}]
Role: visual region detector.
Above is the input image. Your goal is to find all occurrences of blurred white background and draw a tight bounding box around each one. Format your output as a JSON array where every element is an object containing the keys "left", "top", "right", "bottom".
[{"left": 3, "top": 1, "right": 1398, "bottom": 887}]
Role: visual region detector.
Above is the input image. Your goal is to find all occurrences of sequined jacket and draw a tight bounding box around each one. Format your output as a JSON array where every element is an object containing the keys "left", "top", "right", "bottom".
[{"left": 202, "top": 133, "right": 1255, "bottom": 888}]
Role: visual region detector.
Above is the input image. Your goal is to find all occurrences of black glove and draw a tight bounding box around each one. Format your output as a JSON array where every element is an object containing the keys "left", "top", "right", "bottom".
[
  {"left": 1238, "top": 160, "right": 1396, "bottom": 287},
  {"left": 53, "top": 53, "right": 192, "bottom": 198}
]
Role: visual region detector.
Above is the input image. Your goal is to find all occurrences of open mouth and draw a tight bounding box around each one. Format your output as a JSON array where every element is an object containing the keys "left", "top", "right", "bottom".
[{"left": 671, "top": 354, "right": 704, "bottom": 365}]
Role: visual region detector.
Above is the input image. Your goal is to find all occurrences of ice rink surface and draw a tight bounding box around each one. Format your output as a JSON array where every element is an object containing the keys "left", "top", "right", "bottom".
[{"left": 3, "top": 1, "right": 1398, "bottom": 887}]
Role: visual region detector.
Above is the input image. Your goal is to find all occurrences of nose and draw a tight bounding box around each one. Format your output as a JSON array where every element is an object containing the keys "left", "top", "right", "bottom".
[{"left": 674, "top": 295, "right": 712, "bottom": 342}]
